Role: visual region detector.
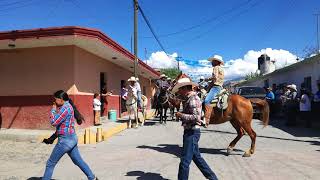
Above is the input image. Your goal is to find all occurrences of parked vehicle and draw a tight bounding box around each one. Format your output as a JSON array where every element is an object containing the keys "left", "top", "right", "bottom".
[{"left": 236, "top": 86, "right": 266, "bottom": 119}]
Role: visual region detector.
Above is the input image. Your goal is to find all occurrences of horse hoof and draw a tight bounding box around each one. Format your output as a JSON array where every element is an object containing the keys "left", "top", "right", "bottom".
[
  {"left": 227, "top": 147, "right": 233, "bottom": 155},
  {"left": 243, "top": 151, "right": 251, "bottom": 157}
]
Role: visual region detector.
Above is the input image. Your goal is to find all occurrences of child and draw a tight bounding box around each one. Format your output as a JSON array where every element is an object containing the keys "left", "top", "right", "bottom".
[{"left": 93, "top": 93, "right": 102, "bottom": 126}]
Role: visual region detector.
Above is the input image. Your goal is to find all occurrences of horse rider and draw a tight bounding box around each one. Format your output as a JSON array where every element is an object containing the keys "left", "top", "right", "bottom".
[
  {"left": 172, "top": 78, "right": 219, "bottom": 180},
  {"left": 155, "top": 74, "right": 169, "bottom": 98},
  {"left": 135, "top": 77, "right": 142, "bottom": 110},
  {"left": 203, "top": 55, "right": 224, "bottom": 125},
  {"left": 127, "top": 76, "right": 138, "bottom": 100}
]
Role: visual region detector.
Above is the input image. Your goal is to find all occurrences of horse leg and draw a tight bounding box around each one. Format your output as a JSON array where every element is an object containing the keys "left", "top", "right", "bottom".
[
  {"left": 128, "top": 110, "right": 132, "bottom": 129},
  {"left": 227, "top": 120, "right": 245, "bottom": 155},
  {"left": 241, "top": 121, "right": 257, "bottom": 157},
  {"left": 164, "top": 108, "right": 167, "bottom": 124},
  {"left": 160, "top": 108, "right": 163, "bottom": 124},
  {"left": 135, "top": 106, "right": 139, "bottom": 128}
]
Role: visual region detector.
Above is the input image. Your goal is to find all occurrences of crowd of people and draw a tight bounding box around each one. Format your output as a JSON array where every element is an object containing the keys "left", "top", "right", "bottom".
[{"left": 264, "top": 82, "right": 320, "bottom": 127}]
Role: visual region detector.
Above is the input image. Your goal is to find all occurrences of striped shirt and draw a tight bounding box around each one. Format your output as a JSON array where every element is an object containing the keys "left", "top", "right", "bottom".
[
  {"left": 180, "top": 91, "right": 202, "bottom": 130},
  {"left": 50, "top": 101, "right": 75, "bottom": 136}
]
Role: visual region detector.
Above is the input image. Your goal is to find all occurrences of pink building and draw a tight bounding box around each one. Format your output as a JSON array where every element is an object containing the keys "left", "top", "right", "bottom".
[{"left": 0, "top": 26, "right": 159, "bottom": 130}]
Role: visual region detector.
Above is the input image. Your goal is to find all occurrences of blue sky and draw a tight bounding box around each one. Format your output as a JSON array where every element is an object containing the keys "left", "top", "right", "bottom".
[{"left": 0, "top": 0, "right": 319, "bottom": 79}]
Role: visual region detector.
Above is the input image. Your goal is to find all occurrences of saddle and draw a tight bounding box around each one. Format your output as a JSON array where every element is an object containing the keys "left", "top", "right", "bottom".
[{"left": 210, "top": 89, "right": 229, "bottom": 110}]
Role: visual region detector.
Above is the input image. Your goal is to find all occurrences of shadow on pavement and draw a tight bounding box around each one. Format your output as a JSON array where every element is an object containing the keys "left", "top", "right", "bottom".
[
  {"left": 27, "top": 178, "right": 56, "bottom": 180},
  {"left": 137, "top": 144, "right": 243, "bottom": 157},
  {"left": 268, "top": 116, "right": 320, "bottom": 138},
  {"left": 126, "top": 171, "right": 169, "bottom": 180},
  {"left": 202, "top": 125, "right": 320, "bottom": 149}
]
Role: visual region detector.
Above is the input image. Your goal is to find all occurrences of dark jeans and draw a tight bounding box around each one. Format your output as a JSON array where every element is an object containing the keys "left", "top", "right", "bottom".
[
  {"left": 178, "top": 129, "right": 218, "bottom": 180},
  {"left": 43, "top": 134, "right": 95, "bottom": 180}
]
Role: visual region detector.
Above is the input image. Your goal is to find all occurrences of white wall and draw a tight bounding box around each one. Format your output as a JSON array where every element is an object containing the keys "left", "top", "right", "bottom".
[{"left": 239, "top": 57, "right": 320, "bottom": 94}]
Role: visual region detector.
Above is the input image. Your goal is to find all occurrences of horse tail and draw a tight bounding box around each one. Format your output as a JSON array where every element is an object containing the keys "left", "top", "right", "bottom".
[{"left": 250, "top": 98, "right": 270, "bottom": 127}]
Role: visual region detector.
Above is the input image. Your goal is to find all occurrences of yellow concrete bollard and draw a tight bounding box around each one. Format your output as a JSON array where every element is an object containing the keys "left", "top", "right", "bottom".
[
  {"left": 89, "top": 130, "right": 96, "bottom": 144},
  {"left": 84, "top": 129, "right": 90, "bottom": 144},
  {"left": 96, "top": 128, "right": 102, "bottom": 142},
  {"left": 78, "top": 133, "right": 85, "bottom": 144}
]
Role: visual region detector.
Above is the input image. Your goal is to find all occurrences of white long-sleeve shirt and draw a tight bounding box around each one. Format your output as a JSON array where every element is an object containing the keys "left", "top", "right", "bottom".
[{"left": 93, "top": 98, "right": 102, "bottom": 111}]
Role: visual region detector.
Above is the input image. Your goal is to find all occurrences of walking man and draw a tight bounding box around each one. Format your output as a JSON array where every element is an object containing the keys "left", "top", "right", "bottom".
[{"left": 172, "top": 78, "right": 219, "bottom": 180}]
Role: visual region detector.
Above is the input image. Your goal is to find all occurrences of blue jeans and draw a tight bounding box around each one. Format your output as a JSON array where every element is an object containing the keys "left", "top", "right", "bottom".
[
  {"left": 137, "top": 91, "right": 142, "bottom": 108},
  {"left": 178, "top": 129, "right": 218, "bottom": 180},
  {"left": 43, "top": 134, "right": 95, "bottom": 180},
  {"left": 204, "top": 86, "right": 222, "bottom": 105}
]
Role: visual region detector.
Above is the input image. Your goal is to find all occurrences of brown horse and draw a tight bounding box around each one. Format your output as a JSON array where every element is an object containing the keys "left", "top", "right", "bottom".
[
  {"left": 205, "top": 96, "right": 269, "bottom": 157},
  {"left": 168, "top": 93, "right": 181, "bottom": 121}
]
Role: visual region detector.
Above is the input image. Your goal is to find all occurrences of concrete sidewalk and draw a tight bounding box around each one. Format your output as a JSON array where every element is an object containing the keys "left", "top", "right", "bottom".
[{"left": 0, "top": 109, "right": 155, "bottom": 144}]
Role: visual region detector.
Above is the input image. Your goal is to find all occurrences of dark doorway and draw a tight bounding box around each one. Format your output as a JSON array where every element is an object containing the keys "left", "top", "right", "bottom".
[{"left": 100, "top": 72, "right": 107, "bottom": 116}]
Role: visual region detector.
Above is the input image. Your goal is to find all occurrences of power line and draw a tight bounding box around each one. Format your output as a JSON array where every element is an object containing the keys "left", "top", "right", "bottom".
[
  {"left": 142, "top": 0, "right": 253, "bottom": 38},
  {"left": 138, "top": 3, "right": 167, "bottom": 54},
  {"left": 0, "top": 0, "right": 33, "bottom": 8},
  {"left": 0, "top": 0, "right": 40, "bottom": 13},
  {"left": 173, "top": 0, "right": 264, "bottom": 47}
]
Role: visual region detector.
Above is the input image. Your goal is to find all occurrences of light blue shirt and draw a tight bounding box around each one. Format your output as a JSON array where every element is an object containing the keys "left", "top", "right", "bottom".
[{"left": 266, "top": 91, "right": 275, "bottom": 100}]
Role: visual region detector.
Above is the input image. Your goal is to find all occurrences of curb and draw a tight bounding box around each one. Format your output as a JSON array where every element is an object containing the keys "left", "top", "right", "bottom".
[{"left": 38, "top": 109, "right": 155, "bottom": 144}]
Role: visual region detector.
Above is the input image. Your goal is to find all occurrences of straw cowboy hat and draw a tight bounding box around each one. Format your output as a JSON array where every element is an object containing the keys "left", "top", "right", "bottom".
[
  {"left": 127, "top": 76, "right": 137, "bottom": 82},
  {"left": 135, "top": 77, "right": 139, "bottom": 81},
  {"left": 172, "top": 78, "right": 198, "bottom": 93},
  {"left": 160, "top": 74, "right": 166, "bottom": 78},
  {"left": 208, "top": 55, "right": 224, "bottom": 65},
  {"left": 287, "top": 84, "right": 297, "bottom": 91}
]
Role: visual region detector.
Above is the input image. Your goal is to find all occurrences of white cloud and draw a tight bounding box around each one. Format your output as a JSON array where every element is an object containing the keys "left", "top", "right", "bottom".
[
  {"left": 145, "top": 51, "right": 178, "bottom": 69},
  {"left": 145, "top": 48, "right": 298, "bottom": 82}
]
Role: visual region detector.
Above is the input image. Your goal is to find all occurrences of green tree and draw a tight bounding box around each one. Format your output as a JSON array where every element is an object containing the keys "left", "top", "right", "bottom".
[
  {"left": 160, "top": 68, "right": 181, "bottom": 79},
  {"left": 245, "top": 71, "right": 261, "bottom": 80}
]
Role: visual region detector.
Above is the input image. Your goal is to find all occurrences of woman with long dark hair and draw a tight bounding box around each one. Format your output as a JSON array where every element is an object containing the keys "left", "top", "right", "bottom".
[{"left": 42, "top": 90, "right": 98, "bottom": 180}]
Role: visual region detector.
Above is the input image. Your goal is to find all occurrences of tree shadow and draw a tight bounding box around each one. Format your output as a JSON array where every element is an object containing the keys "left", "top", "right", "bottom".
[
  {"left": 137, "top": 144, "right": 243, "bottom": 157},
  {"left": 125, "top": 171, "right": 170, "bottom": 180}
]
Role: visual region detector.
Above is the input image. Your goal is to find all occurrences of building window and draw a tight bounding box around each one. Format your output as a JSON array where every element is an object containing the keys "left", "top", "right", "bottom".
[{"left": 143, "top": 86, "right": 146, "bottom": 96}]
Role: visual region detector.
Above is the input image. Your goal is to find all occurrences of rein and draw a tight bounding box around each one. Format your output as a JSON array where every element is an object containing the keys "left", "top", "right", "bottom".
[{"left": 126, "top": 100, "right": 137, "bottom": 106}]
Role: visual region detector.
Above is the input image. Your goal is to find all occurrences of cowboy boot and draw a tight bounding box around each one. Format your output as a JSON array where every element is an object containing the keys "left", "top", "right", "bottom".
[{"left": 203, "top": 105, "right": 213, "bottom": 127}]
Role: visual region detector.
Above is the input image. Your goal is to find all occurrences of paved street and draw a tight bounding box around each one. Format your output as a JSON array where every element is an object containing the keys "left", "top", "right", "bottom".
[{"left": 1, "top": 118, "right": 320, "bottom": 180}]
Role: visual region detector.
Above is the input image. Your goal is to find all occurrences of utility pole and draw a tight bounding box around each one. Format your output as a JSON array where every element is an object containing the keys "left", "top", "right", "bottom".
[
  {"left": 315, "top": 13, "right": 320, "bottom": 54},
  {"left": 176, "top": 56, "right": 182, "bottom": 71},
  {"left": 133, "top": 0, "right": 138, "bottom": 77}
]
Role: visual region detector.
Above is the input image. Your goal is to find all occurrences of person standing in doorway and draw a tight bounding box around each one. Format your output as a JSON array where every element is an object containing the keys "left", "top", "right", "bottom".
[
  {"left": 172, "top": 78, "right": 218, "bottom": 180},
  {"left": 93, "top": 93, "right": 102, "bottom": 126},
  {"left": 42, "top": 90, "right": 98, "bottom": 180},
  {"left": 121, "top": 81, "right": 128, "bottom": 113}
]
